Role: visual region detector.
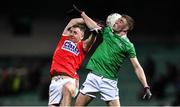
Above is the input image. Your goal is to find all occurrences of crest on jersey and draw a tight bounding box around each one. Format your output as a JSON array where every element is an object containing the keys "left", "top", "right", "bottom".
[{"left": 62, "top": 40, "right": 79, "bottom": 56}]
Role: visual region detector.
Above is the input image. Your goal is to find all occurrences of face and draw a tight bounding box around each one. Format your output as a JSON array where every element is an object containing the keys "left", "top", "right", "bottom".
[
  {"left": 68, "top": 27, "right": 84, "bottom": 43},
  {"left": 112, "top": 17, "right": 128, "bottom": 33},
  {"left": 119, "top": 26, "right": 129, "bottom": 35}
]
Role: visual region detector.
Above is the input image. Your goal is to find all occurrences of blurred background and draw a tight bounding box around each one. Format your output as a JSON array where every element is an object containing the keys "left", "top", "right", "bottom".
[{"left": 0, "top": 0, "right": 180, "bottom": 106}]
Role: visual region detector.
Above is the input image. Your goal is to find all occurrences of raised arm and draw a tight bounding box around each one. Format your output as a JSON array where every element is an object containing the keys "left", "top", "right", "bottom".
[
  {"left": 70, "top": 4, "right": 101, "bottom": 30},
  {"left": 62, "top": 18, "right": 84, "bottom": 35},
  {"left": 80, "top": 10, "right": 105, "bottom": 52},
  {"left": 67, "top": 5, "right": 101, "bottom": 52},
  {"left": 130, "top": 57, "right": 152, "bottom": 100},
  {"left": 80, "top": 12, "right": 101, "bottom": 30}
]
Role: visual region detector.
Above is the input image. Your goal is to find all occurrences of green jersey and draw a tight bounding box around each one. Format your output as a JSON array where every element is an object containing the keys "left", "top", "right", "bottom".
[{"left": 86, "top": 27, "right": 136, "bottom": 80}]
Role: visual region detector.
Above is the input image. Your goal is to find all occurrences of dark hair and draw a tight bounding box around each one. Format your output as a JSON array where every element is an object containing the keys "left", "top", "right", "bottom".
[{"left": 122, "top": 14, "right": 135, "bottom": 31}]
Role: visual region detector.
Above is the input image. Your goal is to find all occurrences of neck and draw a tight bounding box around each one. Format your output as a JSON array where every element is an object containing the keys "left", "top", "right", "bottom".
[
  {"left": 114, "top": 32, "right": 127, "bottom": 37},
  {"left": 121, "top": 34, "right": 127, "bottom": 38}
]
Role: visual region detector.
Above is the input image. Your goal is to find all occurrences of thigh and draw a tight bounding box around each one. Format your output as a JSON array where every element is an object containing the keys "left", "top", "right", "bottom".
[
  {"left": 49, "top": 76, "right": 75, "bottom": 105},
  {"left": 63, "top": 78, "right": 79, "bottom": 97},
  {"left": 48, "top": 78, "right": 64, "bottom": 105},
  {"left": 100, "top": 78, "right": 119, "bottom": 101},
  {"left": 80, "top": 73, "right": 100, "bottom": 98},
  {"left": 75, "top": 93, "right": 94, "bottom": 106}
]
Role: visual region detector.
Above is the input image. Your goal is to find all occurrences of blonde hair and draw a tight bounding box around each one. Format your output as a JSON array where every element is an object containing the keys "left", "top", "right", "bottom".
[{"left": 122, "top": 14, "right": 135, "bottom": 31}]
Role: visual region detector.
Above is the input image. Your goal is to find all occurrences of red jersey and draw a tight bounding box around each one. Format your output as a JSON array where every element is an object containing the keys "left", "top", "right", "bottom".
[{"left": 50, "top": 35, "right": 86, "bottom": 80}]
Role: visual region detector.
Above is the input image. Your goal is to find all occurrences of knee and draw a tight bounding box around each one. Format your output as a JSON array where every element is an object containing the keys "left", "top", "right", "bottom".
[{"left": 106, "top": 99, "right": 120, "bottom": 106}]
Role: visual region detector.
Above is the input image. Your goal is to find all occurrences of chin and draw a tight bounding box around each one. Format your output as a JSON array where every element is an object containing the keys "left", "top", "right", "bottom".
[{"left": 113, "top": 27, "right": 120, "bottom": 32}]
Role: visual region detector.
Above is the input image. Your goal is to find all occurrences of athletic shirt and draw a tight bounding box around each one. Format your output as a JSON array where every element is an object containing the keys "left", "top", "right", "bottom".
[
  {"left": 86, "top": 27, "right": 136, "bottom": 80},
  {"left": 50, "top": 35, "right": 86, "bottom": 80}
]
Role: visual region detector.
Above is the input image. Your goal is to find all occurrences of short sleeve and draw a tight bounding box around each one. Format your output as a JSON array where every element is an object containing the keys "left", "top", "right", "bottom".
[{"left": 126, "top": 43, "right": 136, "bottom": 58}]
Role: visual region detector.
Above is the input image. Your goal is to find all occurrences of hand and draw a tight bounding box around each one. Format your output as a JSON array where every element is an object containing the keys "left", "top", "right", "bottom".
[
  {"left": 66, "top": 4, "right": 83, "bottom": 16},
  {"left": 90, "top": 27, "right": 102, "bottom": 35},
  {"left": 142, "top": 87, "right": 152, "bottom": 100}
]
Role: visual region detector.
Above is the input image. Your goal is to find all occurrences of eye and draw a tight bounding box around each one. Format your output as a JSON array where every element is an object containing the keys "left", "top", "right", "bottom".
[
  {"left": 124, "top": 30, "right": 127, "bottom": 33},
  {"left": 119, "top": 20, "right": 124, "bottom": 24},
  {"left": 69, "top": 30, "right": 73, "bottom": 33},
  {"left": 73, "top": 31, "right": 77, "bottom": 35}
]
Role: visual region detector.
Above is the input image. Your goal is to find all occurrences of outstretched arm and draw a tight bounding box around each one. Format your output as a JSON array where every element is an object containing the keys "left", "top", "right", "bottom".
[
  {"left": 81, "top": 12, "right": 101, "bottom": 30},
  {"left": 80, "top": 12, "right": 102, "bottom": 52},
  {"left": 130, "top": 57, "right": 152, "bottom": 100},
  {"left": 67, "top": 4, "right": 101, "bottom": 30},
  {"left": 130, "top": 57, "right": 149, "bottom": 88},
  {"left": 62, "top": 18, "right": 84, "bottom": 35},
  {"left": 68, "top": 5, "right": 102, "bottom": 52}
]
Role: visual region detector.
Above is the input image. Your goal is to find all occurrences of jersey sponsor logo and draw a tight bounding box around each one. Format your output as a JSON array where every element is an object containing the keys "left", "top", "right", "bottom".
[{"left": 62, "top": 40, "right": 79, "bottom": 56}]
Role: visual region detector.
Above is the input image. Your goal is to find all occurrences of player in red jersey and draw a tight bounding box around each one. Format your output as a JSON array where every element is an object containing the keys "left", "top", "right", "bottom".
[{"left": 48, "top": 17, "right": 99, "bottom": 106}]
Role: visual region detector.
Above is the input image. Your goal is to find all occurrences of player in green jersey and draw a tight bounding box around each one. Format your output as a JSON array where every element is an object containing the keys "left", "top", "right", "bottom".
[{"left": 70, "top": 5, "right": 152, "bottom": 107}]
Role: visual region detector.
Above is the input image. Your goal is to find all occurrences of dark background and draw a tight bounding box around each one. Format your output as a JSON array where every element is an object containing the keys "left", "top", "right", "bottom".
[
  {"left": 1, "top": 0, "right": 179, "bottom": 37},
  {"left": 0, "top": 0, "right": 180, "bottom": 106}
]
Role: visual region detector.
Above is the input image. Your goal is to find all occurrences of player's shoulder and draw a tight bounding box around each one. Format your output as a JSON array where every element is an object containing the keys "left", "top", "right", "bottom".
[{"left": 121, "top": 37, "right": 134, "bottom": 48}]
